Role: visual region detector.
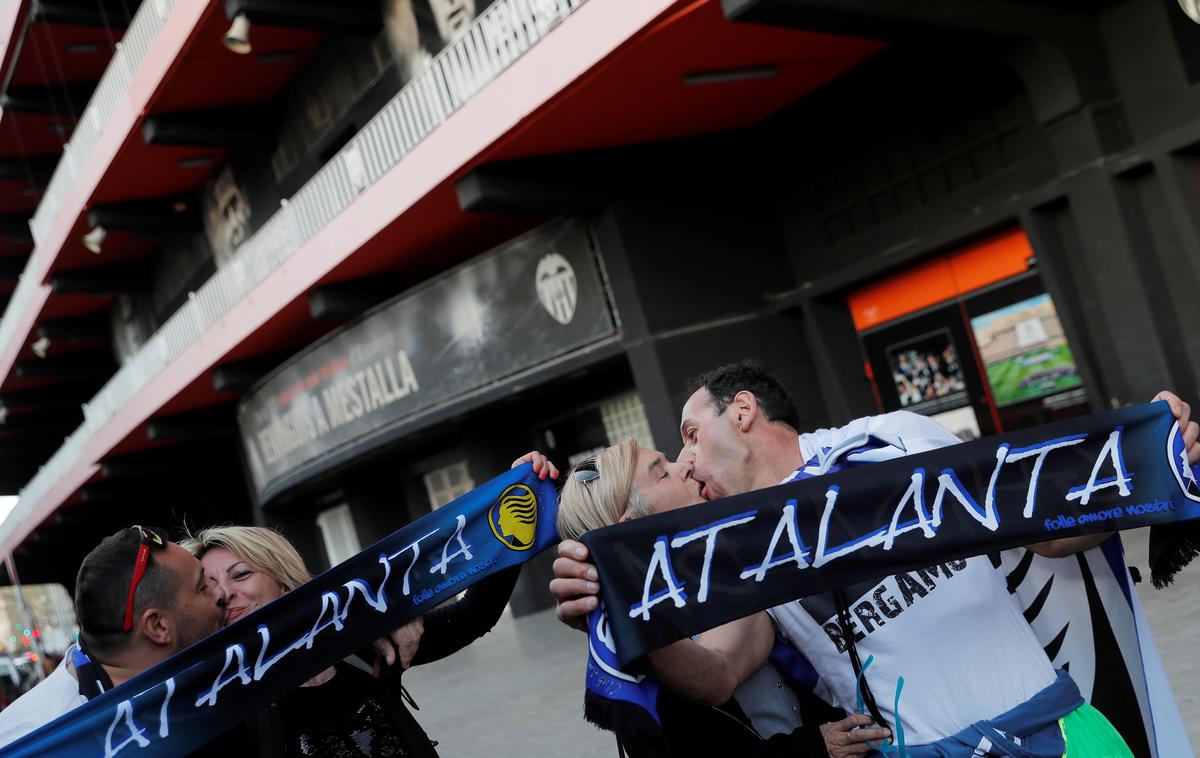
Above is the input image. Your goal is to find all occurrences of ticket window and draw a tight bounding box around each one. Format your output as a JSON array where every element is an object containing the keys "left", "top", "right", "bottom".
[{"left": 850, "top": 230, "right": 1089, "bottom": 437}]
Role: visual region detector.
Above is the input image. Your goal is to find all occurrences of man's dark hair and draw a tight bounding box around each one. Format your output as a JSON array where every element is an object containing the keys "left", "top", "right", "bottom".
[
  {"left": 688, "top": 362, "right": 801, "bottom": 431},
  {"left": 75, "top": 527, "right": 177, "bottom": 658}
]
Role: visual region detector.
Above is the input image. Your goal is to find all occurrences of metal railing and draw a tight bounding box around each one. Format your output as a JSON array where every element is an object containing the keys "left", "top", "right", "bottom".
[
  {"left": 0, "top": 0, "right": 178, "bottom": 413},
  {"left": 29, "top": 0, "right": 178, "bottom": 246},
  {"left": 2, "top": 0, "right": 588, "bottom": 543}
]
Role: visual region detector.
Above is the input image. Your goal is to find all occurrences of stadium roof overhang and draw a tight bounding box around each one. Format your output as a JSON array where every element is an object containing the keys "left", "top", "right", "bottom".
[
  {"left": 90, "top": 0, "right": 885, "bottom": 416},
  {"left": 1, "top": 0, "right": 886, "bottom": 581},
  {"left": 0, "top": 1, "right": 327, "bottom": 494}
]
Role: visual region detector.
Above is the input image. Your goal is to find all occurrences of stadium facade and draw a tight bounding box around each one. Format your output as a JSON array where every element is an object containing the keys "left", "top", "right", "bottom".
[{"left": 0, "top": 0, "right": 1199, "bottom": 613}]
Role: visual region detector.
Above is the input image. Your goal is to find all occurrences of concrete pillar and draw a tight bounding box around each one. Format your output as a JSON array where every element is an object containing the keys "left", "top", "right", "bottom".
[{"left": 595, "top": 201, "right": 830, "bottom": 452}]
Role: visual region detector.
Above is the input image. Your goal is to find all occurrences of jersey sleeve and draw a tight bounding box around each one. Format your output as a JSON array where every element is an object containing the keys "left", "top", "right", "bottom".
[
  {"left": 864, "top": 410, "right": 963, "bottom": 454},
  {"left": 796, "top": 411, "right": 962, "bottom": 474}
]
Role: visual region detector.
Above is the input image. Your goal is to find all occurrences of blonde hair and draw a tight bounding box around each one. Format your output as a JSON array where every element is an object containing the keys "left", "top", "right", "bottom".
[
  {"left": 557, "top": 439, "right": 652, "bottom": 541},
  {"left": 180, "top": 525, "right": 311, "bottom": 592}
]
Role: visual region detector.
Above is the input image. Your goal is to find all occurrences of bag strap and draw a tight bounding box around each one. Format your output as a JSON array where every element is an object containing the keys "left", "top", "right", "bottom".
[
  {"left": 254, "top": 705, "right": 288, "bottom": 758},
  {"left": 835, "top": 587, "right": 890, "bottom": 732},
  {"left": 370, "top": 665, "right": 438, "bottom": 751}
]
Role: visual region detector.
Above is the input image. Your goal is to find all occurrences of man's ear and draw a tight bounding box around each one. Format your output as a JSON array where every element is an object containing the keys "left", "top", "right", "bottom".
[
  {"left": 137, "top": 607, "right": 173, "bottom": 648},
  {"left": 733, "top": 390, "right": 759, "bottom": 433}
]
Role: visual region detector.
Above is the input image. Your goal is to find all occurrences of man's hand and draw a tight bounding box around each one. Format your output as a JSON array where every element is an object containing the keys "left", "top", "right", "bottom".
[
  {"left": 1154, "top": 391, "right": 1199, "bottom": 465},
  {"left": 820, "top": 714, "right": 891, "bottom": 757},
  {"left": 549, "top": 540, "right": 599, "bottom": 631},
  {"left": 510, "top": 450, "right": 560, "bottom": 480},
  {"left": 372, "top": 617, "right": 424, "bottom": 669}
]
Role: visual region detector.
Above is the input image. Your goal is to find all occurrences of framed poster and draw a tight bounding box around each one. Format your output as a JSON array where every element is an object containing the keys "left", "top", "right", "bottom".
[
  {"left": 969, "top": 293, "right": 1083, "bottom": 407},
  {"left": 885, "top": 328, "right": 969, "bottom": 412}
]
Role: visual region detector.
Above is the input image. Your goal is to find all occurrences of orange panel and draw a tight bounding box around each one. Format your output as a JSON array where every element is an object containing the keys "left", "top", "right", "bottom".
[
  {"left": 848, "top": 229, "right": 1034, "bottom": 332},
  {"left": 848, "top": 257, "right": 957, "bottom": 331},
  {"left": 948, "top": 230, "right": 1033, "bottom": 295}
]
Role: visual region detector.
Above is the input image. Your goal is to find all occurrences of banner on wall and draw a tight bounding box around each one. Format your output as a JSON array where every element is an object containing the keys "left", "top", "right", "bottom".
[{"left": 237, "top": 221, "right": 616, "bottom": 504}]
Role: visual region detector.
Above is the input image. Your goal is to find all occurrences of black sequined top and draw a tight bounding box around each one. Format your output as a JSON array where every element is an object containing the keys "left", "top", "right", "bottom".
[{"left": 276, "top": 663, "right": 427, "bottom": 758}]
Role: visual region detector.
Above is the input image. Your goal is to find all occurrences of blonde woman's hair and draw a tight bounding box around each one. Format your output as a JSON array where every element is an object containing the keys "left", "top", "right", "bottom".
[
  {"left": 180, "top": 526, "right": 311, "bottom": 592},
  {"left": 556, "top": 439, "right": 652, "bottom": 541}
]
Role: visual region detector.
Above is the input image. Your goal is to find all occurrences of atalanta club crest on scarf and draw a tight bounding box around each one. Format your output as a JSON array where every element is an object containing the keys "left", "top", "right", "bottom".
[
  {"left": 488, "top": 484, "right": 540, "bottom": 550},
  {"left": 1168, "top": 421, "right": 1200, "bottom": 501}
]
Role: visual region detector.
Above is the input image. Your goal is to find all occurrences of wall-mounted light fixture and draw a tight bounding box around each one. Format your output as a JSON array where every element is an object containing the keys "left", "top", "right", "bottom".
[
  {"left": 78, "top": 197, "right": 204, "bottom": 255},
  {"left": 81, "top": 225, "right": 106, "bottom": 254},
  {"left": 220, "top": 1, "right": 382, "bottom": 57},
  {"left": 224, "top": 12, "right": 252, "bottom": 54},
  {"left": 31, "top": 337, "right": 51, "bottom": 359}
]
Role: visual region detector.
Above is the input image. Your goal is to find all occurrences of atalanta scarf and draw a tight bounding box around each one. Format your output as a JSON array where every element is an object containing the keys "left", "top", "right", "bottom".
[
  {"left": 1, "top": 463, "right": 558, "bottom": 758},
  {"left": 582, "top": 402, "right": 1200, "bottom": 667}
]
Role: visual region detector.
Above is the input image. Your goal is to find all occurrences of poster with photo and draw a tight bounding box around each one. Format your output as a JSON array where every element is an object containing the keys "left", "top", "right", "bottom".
[
  {"left": 886, "top": 329, "right": 968, "bottom": 411},
  {"left": 384, "top": 0, "right": 494, "bottom": 80},
  {"left": 969, "top": 293, "right": 1083, "bottom": 407}
]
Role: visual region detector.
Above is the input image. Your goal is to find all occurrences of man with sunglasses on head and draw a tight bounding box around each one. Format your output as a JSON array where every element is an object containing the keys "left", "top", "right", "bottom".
[{"left": 0, "top": 525, "right": 228, "bottom": 747}]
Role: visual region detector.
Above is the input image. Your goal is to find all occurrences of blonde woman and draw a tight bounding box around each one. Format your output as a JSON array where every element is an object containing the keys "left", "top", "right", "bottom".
[
  {"left": 515, "top": 445, "right": 840, "bottom": 758},
  {"left": 183, "top": 525, "right": 518, "bottom": 758}
]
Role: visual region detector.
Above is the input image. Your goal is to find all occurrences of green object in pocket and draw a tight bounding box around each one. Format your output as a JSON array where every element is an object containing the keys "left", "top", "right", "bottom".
[{"left": 1060, "top": 703, "right": 1135, "bottom": 758}]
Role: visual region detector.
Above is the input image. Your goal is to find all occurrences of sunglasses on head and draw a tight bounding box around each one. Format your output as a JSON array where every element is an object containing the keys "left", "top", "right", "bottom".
[
  {"left": 573, "top": 458, "right": 600, "bottom": 483},
  {"left": 123, "top": 525, "right": 166, "bottom": 632}
]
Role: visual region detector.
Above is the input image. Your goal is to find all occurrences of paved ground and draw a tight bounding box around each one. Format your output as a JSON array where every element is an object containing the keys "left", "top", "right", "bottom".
[
  {"left": 405, "top": 604, "right": 613, "bottom": 757},
  {"left": 1124, "top": 527, "right": 1200, "bottom": 753},
  {"left": 407, "top": 527, "right": 1199, "bottom": 757}
]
